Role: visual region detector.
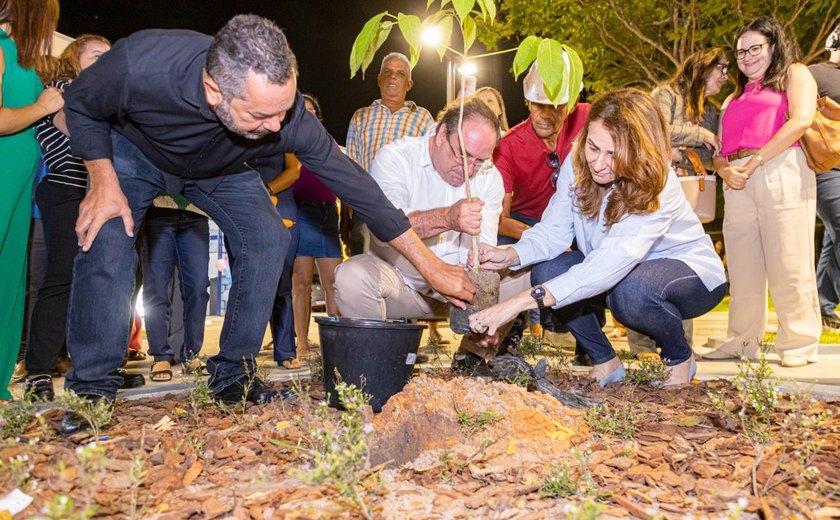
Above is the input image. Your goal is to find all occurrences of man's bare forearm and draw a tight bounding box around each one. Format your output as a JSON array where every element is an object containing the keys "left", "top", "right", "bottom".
[
  {"left": 407, "top": 207, "right": 453, "bottom": 239},
  {"left": 84, "top": 158, "right": 121, "bottom": 189}
]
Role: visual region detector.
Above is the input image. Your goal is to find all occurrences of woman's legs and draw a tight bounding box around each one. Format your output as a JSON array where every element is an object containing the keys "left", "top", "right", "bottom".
[
  {"left": 315, "top": 257, "right": 342, "bottom": 317},
  {"left": 608, "top": 258, "right": 725, "bottom": 367},
  {"left": 292, "top": 256, "right": 315, "bottom": 355}
]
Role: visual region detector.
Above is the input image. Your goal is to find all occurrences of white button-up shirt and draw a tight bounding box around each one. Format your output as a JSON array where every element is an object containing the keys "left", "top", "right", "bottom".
[
  {"left": 370, "top": 126, "right": 505, "bottom": 295},
  {"left": 513, "top": 157, "right": 726, "bottom": 308}
]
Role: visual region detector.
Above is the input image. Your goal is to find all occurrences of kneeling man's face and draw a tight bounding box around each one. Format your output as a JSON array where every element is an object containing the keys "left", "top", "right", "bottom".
[
  {"left": 208, "top": 71, "right": 298, "bottom": 140},
  {"left": 433, "top": 119, "right": 496, "bottom": 187}
]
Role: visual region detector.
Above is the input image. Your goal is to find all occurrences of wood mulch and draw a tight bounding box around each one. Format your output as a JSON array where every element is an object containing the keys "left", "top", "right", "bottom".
[{"left": 1, "top": 368, "right": 838, "bottom": 519}]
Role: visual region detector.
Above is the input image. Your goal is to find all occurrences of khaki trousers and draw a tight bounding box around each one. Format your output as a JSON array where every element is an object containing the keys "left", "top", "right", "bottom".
[
  {"left": 334, "top": 254, "right": 532, "bottom": 358},
  {"left": 722, "top": 147, "right": 820, "bottom": 358}
]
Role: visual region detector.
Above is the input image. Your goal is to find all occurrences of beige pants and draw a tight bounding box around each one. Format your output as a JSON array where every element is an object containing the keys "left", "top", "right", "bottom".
[
  {"left": 721, "top": 147, "right": 820, "bottom": 358},
  {"left": 334, "top": 254, "right": 532, "bottom": 358}
]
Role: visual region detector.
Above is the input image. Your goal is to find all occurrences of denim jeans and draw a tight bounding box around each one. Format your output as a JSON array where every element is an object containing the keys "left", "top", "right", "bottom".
[
  {"left": 816, "top": 169, "right": 840, "bottom": 316},
  {"left": 270, "top": 189, "right": 299, "bottom": 363},
  {"left": 142, "top": 207, "right": 210, "bottom": 363},
  {"left": 531, "top": 251, "right": 726, "bottom": 366},
  {"left": 65, "top": 132, "right": 287, "bottom": 398},
  {"left": 498, "top": 212, "right": 541, "bottom": 327}
]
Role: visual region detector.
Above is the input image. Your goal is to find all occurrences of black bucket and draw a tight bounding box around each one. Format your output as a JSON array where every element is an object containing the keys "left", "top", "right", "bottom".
[{"left": 315, "top": 316, "right": 427, "bottom": 412}]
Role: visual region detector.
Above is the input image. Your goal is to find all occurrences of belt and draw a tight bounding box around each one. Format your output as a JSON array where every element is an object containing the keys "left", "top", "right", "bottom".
[{"left": 726, "top": 148, "right": 761, "bottom": 162}]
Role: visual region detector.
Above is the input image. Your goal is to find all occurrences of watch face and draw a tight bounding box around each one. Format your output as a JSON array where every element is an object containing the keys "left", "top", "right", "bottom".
[{"left": 532, "top": 286, "right": 545, "bottom": 299}]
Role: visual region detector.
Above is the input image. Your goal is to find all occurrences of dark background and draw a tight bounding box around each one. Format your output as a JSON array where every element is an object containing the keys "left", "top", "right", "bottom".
[{"left": 57, "top": 0, "right": 528, "bottom": 143}]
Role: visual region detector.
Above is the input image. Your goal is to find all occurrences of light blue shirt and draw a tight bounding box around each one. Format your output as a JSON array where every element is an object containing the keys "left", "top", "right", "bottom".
[{"left": 512, "top": 157, "right": 726, "bottom": 309}]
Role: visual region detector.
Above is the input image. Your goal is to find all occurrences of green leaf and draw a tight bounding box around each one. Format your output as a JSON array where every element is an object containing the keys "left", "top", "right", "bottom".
[
  {"left": 462, "top": 16, "right": 477, "bottom": 53},
  {"left": 435, "top": 15, "right": 455, "bottom": 61},
  {"left": 452, "top": 0, "right": 475, "bottom": 23},
  {"left": 427, "top": 0, "right": 437, "bottom": 8},
  {"left": 512, "top": 35, "right": 540, "bottom": 79},
  {"left": 484, "top": 0, "right": 497, "bottom": 23},
  {"left": 563, "top": 44, "right": 584, "bottom": 109},
  {"left": 349, "top": 12, "right": 387, "bottom": 78},
  {"left": 361, "top": 22, "right": 394, "bottom": 75},
  {"left": 536, "top": 38, "right": 566, "bottom": 106},
  {"left": 474, "top": 0, "right": 488, "bottom": 21},
  {"left": 397, "top": 13, "right": 423, "bottom": 66}
]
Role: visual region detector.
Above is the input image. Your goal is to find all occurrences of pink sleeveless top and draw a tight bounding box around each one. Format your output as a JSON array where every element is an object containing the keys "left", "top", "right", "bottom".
[{"left": 721, "top": 81, "right": 796, "bottom": 157}]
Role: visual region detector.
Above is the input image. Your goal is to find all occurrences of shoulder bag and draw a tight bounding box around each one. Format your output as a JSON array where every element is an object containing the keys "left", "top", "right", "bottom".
[{"left": 800, "top": 96, "right": 840, "bottom": 172}]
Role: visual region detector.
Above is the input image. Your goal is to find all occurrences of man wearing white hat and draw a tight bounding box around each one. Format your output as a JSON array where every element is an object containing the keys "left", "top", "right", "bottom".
[{"left": 494, "top": 60, "right": 589, "bottom": 246}]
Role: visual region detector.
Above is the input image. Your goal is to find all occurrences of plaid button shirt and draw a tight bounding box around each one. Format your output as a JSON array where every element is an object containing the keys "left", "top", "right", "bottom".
[{"left": 346, "top": 99, "right": 433, "bottom": 171}]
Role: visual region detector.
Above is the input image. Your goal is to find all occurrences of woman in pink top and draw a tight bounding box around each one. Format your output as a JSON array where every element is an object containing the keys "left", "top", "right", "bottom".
[{"left": 703, "top": 16, "right": 819, "bottom": 367}]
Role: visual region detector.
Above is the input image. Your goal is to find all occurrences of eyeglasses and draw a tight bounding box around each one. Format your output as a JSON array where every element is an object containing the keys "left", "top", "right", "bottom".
[
  {"left": 446, "top": 131, "right": 484, "bottom": 169},
  {"left": 735, "top": 43, "right": 768, "bottom": 60},
  {"left": 716, "top": 62, "right": 729, "bottom": 75},
  {"left": 546, "top": 151, "right": 561, "bottom": 189}
]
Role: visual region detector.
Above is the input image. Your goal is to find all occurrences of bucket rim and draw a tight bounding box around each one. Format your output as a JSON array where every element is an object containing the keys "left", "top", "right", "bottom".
[{"left": 315, "top": 316, "right": 428, "bottom": 330}]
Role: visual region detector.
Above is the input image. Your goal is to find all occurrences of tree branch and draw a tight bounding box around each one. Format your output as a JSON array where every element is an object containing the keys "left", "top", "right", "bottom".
[{"left": 606, "top": 0, "right": 679, "bottom": 68}]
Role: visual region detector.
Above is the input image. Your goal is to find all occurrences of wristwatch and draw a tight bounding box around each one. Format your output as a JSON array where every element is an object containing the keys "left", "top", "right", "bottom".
[{"left": 530, "top": 285, "right": 546, "bottom": 311}]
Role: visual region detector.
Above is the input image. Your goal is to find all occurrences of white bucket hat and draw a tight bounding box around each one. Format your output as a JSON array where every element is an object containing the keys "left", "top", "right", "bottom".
[{"left": 523, "top": 54, "right": 580, "bottom": 105}]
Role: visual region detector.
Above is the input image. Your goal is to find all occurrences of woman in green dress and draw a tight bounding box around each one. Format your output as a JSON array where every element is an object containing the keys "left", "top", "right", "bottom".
[{"left": 0, "top": 0, "right": 61, "bottom": 400}]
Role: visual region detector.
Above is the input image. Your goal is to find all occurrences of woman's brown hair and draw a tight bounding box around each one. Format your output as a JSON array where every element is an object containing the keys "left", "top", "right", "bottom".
[
  {"left": 573, "top": 88, "right": 671, "bottom": 228},
  {"left": 667, "top": 48, "right": 727, "bottom": 124},
  {"left": 43, "top": 34, "right": 110, "bottom": 83},
  {"left": 0, "top": 0, "right": 59, "bottom": 71}
]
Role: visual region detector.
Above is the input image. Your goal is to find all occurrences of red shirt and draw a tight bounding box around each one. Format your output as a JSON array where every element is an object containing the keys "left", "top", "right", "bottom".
[{"left": 494, "top": 103, "right": 590, "bottom": 220}]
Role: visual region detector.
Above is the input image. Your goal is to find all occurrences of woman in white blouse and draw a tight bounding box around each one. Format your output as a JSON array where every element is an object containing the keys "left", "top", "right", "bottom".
[{"left": 468, "top": 89, "right": 726, "bottom": 386}]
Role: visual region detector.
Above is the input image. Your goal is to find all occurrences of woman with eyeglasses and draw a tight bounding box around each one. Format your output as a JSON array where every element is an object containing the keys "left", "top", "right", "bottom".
[
  {"left": 703, "top": 16, "right": 820, "bottom": 367},
  {"left": 465, "top": 89, "right": 726, "bottom": 386}
]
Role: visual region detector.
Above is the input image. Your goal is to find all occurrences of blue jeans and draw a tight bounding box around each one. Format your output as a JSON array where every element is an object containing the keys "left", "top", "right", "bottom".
[
  {"left": 65, "top": 132, "right": 287, "bottom": 398},
  {"left": 816, "top": 169, "right": 840, "bottom": 316},
  {"left": 531, "top": 251, "right": 726, "bottom": 366},
  {"left": 142, "top": 207, "right": 210, "bottom": 363},
  {"left": 270, "top": 189, "right": 299, "bottom": 363},
  {"left": 498, "top": 212, "right": 541, "bottom": 326}
]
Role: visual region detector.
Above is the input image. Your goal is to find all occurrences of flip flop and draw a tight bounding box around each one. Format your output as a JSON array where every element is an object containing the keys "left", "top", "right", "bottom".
[
  {"left": 280, "top": 358, "right": 303, "bottom": 369},
  {"left": 182, "top": 358, "right": 209, "bottom": 376},
  {"left": 127, "top": 350, "right": 148, "bottom": 361},
  {"left": 150, "top": 360, "right": 173, "bottom": 382}
]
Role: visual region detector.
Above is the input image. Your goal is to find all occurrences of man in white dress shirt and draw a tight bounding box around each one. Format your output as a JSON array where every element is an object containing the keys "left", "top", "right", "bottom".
[{"left": 335, "top": 98, "right": 530, "bottom": 368}]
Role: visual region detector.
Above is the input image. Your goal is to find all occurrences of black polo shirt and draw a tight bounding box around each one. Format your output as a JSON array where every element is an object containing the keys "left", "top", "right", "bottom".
[{"left": 64, "top": 28, "right": 409, "bottom": 242}]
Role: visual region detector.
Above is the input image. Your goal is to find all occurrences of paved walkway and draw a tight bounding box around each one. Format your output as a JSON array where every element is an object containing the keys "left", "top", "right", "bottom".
[{"left": 20, "top": 310, "right": 840, "bottom": 401}]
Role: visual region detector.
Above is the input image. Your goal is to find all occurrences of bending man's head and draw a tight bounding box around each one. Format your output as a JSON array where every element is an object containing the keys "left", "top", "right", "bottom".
[{"left": 204, "top": 15, "right": 299, "bottom": 139}]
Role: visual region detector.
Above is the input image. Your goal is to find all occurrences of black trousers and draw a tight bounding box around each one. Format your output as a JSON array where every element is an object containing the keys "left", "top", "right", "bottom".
[{"left": 26, "top": 181, "right": 85, "bottom": 374}]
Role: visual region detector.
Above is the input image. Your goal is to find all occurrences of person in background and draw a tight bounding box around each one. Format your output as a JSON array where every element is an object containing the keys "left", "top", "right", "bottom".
[
  {"left": 0, "top": 0, "right": 62, "bottom": 400},
  {"left": 703, "top": 16, "right": 819, "bottom": 367},
  {"left": 290, "top": 94, "right": 343, "bottom": 363},
  {"left": 475, "top": 86, "right": 509, "bottom": 133},
  {"left": 808, "top": 25, "right": 840, "bottom": 331},
  {"left": 627, "top": 47, "right": 729, "bottom": 357},
  {"left": 468, "top": 89, "right": 726, "bottom": 386},
  {"left": 24, "top": 35, "right": 111, "bottom": 401}
]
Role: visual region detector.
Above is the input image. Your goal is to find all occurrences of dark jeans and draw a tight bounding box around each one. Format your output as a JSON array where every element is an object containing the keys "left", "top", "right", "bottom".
[
  {"left": 270, "top": 189, "right": 299, "bottom": 362},
  {"left": 142, "top": 206, "right": 210, "bottom": 363},
  {"left": 65, "top": 132, "right": 287, "bottom": 398},
  {"left": 816, "top": 169, "right": 840, "bottom": 316},
  {"left": 532, "top": 251, "right": 726, "bottom": 366},
  {"left": 26, "top": 182, "right": 85, "bottom": 375}
]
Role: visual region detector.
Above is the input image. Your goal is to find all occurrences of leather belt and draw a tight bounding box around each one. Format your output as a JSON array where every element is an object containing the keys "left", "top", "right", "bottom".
[{"left": 726, "top": 148, "right": 760, "bottom": 162}]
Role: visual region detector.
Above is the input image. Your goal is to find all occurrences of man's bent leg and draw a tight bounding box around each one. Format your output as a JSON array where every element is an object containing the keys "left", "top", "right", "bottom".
[
  {"left": 65, "top": 133, "right": 165, "bottom": 399},
  {"left": 183, "top": 172, "right": 285, "bottom": 392}
]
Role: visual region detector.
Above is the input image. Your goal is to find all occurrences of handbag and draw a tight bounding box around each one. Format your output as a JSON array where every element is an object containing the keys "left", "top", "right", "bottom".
[
  {"left": 800, "top": 96, "right": 840, "bottom": 172},
  {"left": 676, "top": 148, "right": 717, "bottom": 224}
]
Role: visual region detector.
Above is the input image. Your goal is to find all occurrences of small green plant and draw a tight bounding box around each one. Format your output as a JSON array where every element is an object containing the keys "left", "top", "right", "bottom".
[
  {"left": 0, "top": 454, "right": 33, "bottom": 490},
  {"left": 509, "top": 334, "right": 546, "bottom": 358},
  {"left": 455, "top": 405, "right": 502, "bottom": 435},
  {"left": 183, "top": 370, "right": 214, "bottom": 421},
  {"left": 583, "top": 401, "right": 638, "bottom": 439},
  {"left": 59, "top": 392, "right": 113, "bottom": 439},
  {"left": 128, "top": 454, "right": 148, "bottom": 519},
  {"left": 624, "top": 356, "right": 669, "bottom": 386},
  {"left": 708, "top": 354, "right": 779, "bottom": 442},
  {"left": 540, "top": 450, "right": 596, "bottom": 498},
  {"left": 305, "top": 351, "right": 324, "bottom": 383},
  {"left": 42, "top": 495, "right": 97, "bottom": 520},
  {"left": 294, "top": 382, "right": 374, "bottom": 514},
  {"left": 562, "top": 499, "right": 607, "bottom": 520},
  {"left": 0, "top": 398, "right": 36, "bottom": 438}
]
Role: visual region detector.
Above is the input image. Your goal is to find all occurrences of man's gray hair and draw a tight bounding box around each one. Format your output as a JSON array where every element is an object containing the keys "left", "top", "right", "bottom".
[
  {"left": 380, "top": 52, "right": 411, "bottom": 79},
  {"left": 436, "top": 96, "right": 501, "bottom": 144},
  {"left": 206, "top": 14, "right": 298, "bottom": 99}
]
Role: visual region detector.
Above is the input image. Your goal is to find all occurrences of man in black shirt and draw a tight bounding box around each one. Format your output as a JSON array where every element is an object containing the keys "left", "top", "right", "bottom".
[{"left": 61, "top": 15, "right": 474, "bottom": 433}]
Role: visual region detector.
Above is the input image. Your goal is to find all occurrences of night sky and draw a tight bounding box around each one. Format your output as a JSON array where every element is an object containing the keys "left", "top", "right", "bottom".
[{"left": 56, "top": 0, "right": 528, "bottom": 143}]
